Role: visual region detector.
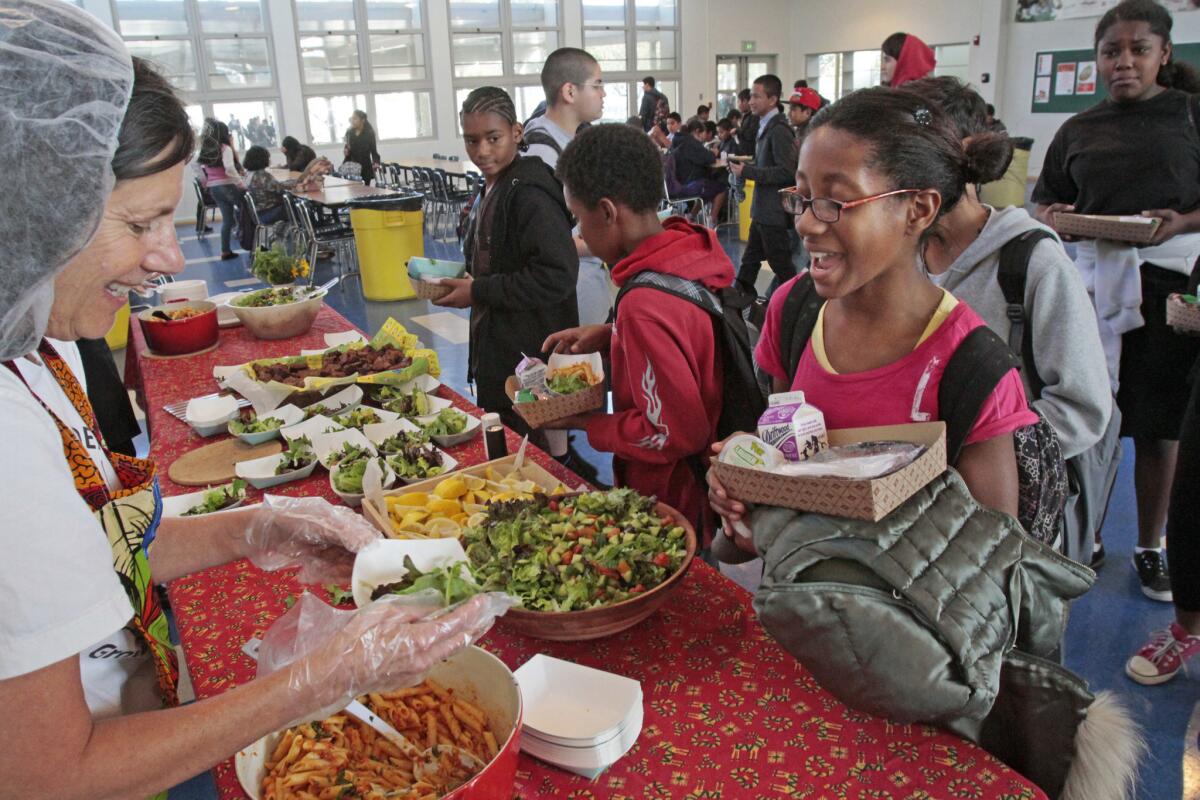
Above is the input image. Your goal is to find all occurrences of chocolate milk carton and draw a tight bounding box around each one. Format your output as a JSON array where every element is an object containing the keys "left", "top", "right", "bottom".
[{"left": 755, "top": 391, "right": 828, "bottom": 461}]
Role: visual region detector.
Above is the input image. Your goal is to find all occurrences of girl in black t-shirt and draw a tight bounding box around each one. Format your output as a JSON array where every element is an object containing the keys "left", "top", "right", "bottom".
[{"left": 1034, "top": 0, "right": 1200, "bottom": 610}]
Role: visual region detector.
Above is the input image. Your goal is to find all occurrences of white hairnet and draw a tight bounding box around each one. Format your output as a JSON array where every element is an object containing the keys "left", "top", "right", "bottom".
[{"left": 0, "top": 0, "right": 132, "bottom": 361}]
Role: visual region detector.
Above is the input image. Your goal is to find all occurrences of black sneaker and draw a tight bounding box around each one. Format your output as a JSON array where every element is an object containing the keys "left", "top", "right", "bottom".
[{"left": 1132, "top": 550, "right": 1173, "bottom": 602}]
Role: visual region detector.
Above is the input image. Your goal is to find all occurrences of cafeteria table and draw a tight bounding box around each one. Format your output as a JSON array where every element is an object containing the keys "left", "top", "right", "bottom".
[
  {"left": 265, "top": 168, "right": 358, "bottom": 189},
  {"left": 127, "top": 307, "right": 1045, "bottom": 800}
]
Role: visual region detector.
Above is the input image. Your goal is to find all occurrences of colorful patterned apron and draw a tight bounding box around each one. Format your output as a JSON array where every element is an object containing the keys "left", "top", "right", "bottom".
[{"left": 4, "top": 341, "right": 179, "bottom": 709}]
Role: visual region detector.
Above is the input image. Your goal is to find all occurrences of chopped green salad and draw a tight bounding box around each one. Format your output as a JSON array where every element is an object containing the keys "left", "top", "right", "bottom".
[
  {"left": 461, "top": 488, "right": 687, "bottom": 612},
  {"left": 233, "top": 287, "right": 318, "bottom": 308},
  {"left": 548, "top": 373, "right": 590, "bottom": 395},
  {"left": 369, "top": 555, "right": 480, "bottom": 606},
  {"left": 228, "top": 413, "right": 284, "bottom": 435},
  {"left": 421, "top": 408, "right": 469, "bottom": 437},
  {"left": 181, "top": 479, "right": 246, "bottom": 516},
  {"left": 276, "top": 437, "right": 315, "bottom": 475}
]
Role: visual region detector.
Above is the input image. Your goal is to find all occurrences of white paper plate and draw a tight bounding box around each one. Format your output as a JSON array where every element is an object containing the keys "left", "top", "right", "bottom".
[
  {"left": 350, "top": 538, "right": 471, "bottom": 607},
  {"left": 514, "top": 654, "right": 642, "bottom": 743},
  {"left": 234, "top": 453, "right": 318, "bottom": 489}
]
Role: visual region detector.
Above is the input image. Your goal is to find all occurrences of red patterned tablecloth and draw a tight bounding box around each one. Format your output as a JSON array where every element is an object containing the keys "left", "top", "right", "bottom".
[{"left": 129, "top": 306, "right": 1044, "bottom": 800}]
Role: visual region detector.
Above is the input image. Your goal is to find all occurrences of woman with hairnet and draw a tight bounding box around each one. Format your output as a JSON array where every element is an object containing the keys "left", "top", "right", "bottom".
[{"left": 0, "top": 4, "right": 505, "bottom": 797}]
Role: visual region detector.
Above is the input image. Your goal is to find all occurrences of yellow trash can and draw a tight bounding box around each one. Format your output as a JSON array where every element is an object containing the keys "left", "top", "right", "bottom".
[
  {"left": 739, "top": 180, "right": 755, "bottom": 242},
  {"left": 348, "top": 193, "right": 426, "bottom": 301},
  {"left": 105, "top": 299, "right": 130, "bottom": 350}
]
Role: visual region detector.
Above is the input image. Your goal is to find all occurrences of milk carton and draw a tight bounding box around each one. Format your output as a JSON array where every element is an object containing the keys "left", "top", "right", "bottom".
[{"left": 756, "top": 391, "right": 828, "bottom": 461}]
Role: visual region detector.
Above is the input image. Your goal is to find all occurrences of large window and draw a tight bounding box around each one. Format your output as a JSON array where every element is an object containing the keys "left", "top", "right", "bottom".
[
  {"left": 582, "top": 0, "right": 679, "bottom": 121},
  {"left": 112, "top": 0, "right": 280, "bottom": 130},
  {"left": 805, "top": 42, "right": 970, "bottom": 100},
  {"left": 448, "top": 0, "right": 561, "bottom": 132},
  {"left": 295, "top": 0, "right": 435, "bottom": 143}
]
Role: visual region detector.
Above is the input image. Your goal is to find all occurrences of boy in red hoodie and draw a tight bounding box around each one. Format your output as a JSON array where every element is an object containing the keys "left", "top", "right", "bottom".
[{"left": 543, "top": 123, "right": 734, "bottom": 544}]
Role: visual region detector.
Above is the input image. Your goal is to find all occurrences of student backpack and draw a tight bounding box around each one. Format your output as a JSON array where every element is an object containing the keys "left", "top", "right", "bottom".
[
  {"left": 614, "top": 271, "right": 769, "bottom": 475},
  {"left": 521, "top": 129, "right": 562, "bottom": 159},
  {"left": 996, "top": 229, "right": 1122, "bottom": 562},
  {"left": 776, "top": 272, "right": 1067, "bottom": 541}
]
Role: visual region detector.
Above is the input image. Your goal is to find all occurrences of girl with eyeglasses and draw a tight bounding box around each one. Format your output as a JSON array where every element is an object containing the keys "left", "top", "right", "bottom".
[{"left": 708, "top": 88, "right": 1037, "bottom": 545}]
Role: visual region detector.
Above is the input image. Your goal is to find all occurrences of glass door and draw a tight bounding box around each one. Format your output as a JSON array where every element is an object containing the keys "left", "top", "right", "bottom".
[{"left": 715, "top": 54, "right": 776, "bottom": 118}]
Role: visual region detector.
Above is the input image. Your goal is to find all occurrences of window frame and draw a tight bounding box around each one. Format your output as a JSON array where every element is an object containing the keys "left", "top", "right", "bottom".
[
  {"left": 581, "top": 0, "right": 680, "bottom": 121},
  {"left": 447, "top": 0, "right": 563, "bottom": 133},
  {"left": 805, "top": 41, "right": 971, "bottom": 101},
  {"left": 293, "top": 0, "right": 438, "bottom": 144}
]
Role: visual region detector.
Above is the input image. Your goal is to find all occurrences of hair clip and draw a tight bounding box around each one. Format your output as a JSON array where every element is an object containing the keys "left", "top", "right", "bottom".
[{"left": 913, "top": 107, "right": 933, "bottom": 126}]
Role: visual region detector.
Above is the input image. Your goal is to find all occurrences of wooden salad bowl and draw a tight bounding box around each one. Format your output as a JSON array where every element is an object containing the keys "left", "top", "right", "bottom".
[{"left": 500, "top": 500, "right": 698, "bottom": 641}]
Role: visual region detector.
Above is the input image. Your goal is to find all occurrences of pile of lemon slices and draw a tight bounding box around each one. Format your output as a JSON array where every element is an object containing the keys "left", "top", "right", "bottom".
[{"left": 382, "top": 466, "right": 568, "bottom": 539}]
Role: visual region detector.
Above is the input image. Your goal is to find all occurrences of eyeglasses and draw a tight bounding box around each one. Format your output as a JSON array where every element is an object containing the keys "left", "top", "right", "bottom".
[{"left": 778, "top": 187, "right": 919, "bottom": 223}]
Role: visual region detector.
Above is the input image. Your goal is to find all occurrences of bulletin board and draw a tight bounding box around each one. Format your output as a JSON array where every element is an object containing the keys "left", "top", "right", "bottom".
[{"left": 1031, "top": 43, "right": 1200, "bottom": 113}]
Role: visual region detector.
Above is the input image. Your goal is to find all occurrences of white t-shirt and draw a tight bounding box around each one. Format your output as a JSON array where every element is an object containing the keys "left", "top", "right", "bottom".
[{"left": 0, "top": 346, "right": 159, "bottom": 718}]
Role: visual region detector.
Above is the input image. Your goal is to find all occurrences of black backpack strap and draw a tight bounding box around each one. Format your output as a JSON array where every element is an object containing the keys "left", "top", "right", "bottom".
[
  {"left": 777, "top": 272, "right": 824, "bottom": 384},
  {"left": 995, "top": 229, "right": 1055, "bottom": 400},
  {"left": 938, "top": 325, "right": 1022, "bottom": 464},
  {"left": 522, "top": 129, "right": 563, "bottom": 158}
]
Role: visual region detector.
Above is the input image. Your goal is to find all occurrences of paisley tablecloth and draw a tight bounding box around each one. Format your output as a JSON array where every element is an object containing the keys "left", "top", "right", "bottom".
[{"left": 129, "top": 306, "right": 1044, "bottom": 800}]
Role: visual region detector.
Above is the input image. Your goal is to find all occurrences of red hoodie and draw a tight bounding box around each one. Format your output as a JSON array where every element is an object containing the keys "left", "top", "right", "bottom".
[
  {"left": 585, "top": 218, "right": 734, "bottom": 545},
  {"left": 890, "top": 34, "right": 937, "bottom": 88}
]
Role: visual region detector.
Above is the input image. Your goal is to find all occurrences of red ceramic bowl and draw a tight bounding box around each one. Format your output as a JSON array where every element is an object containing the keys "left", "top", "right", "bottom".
[{"left": 137, "top": 301, "right": 218, "bottom": 355}]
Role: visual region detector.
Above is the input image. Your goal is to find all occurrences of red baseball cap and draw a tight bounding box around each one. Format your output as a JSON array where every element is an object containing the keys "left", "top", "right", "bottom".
[{"left": 789, "top": 87, "right": 821, "bottom": 111}]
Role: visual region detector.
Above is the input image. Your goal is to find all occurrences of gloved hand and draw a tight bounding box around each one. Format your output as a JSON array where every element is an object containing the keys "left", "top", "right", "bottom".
[
  {"left": 242, "top": 495, "right": 382, "bottom": 584},
  {"left": 259, "top": 592, "right": 516, "bottom": 724}
]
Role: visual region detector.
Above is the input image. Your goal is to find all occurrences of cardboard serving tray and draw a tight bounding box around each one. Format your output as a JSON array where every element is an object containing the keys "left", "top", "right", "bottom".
[
  {"left": 1167, "top": 293, "right": 1200, "bottom": 334},
  {"left": 711, "top": 421, "right": 947, "bottom": 522},
  {"left": 361, "top": 453, "right": 568, "bottom": 537},
  {"left": 1052, "top": 212, "right": 1161, "bottom": 245},
  {"left": 505, "top": 376, "right": 606, "bottom": 428}
]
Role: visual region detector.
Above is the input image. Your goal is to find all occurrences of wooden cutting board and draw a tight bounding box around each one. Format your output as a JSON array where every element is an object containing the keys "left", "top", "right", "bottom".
[{"left": 168, "top": 438, "right": 282, "bottom": 486}]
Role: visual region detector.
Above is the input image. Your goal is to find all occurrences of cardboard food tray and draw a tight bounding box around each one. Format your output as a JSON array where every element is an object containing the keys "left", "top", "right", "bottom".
[
  {"left": 412, "top": 278, "right": 452, "bottom": 301},
  {"left": 711, "top": 422, "right": 947, "bottom": 522},
  {"left": 1052, "top": 212, "right": 1161, "bottom": 245},
  {"left": 505, "top": 376, "right": 606, "bottom": 428},
  {"left": 1167, "top": 293, "right": 1200, "bottom": 334},
  {"left": 361, "top": 453, "right": 567, "bottom": 537}
]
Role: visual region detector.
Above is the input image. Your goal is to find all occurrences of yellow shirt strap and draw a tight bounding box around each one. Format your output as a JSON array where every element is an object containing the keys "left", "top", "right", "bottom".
[{"left": 811, "top": 289, "right": 959, "bottom": 375}]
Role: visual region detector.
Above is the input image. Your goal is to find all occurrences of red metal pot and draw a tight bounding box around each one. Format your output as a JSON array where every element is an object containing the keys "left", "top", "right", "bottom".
[{"left": 137, "top": 300, "right": 219, "bottom": 356}]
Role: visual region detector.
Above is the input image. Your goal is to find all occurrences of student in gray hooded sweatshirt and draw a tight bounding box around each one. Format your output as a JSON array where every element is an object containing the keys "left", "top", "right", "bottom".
[{"left": 905, "top": 77, "right": 1111, "bottom": 461}]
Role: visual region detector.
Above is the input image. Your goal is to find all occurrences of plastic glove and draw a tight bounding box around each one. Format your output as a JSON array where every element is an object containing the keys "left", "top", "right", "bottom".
[
  {"left": 243, "top": 495, "right": 382, "bottom": 584},
  {"left": 258, "top": 591, "right": 516, "bottom": 725}
]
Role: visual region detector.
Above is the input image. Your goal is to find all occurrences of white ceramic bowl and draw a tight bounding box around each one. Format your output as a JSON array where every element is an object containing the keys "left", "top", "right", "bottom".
[
  {"left": 234, "top": 452, "right": 318, "bottom": 489},
  {"left": 225, "top": 286, "right": 328, "bottom": 340}
]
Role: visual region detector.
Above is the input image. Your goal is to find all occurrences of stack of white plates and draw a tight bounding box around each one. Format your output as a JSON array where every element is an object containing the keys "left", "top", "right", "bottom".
[{"left": 513, "top": 654, "right": 643, "bottom": 779}]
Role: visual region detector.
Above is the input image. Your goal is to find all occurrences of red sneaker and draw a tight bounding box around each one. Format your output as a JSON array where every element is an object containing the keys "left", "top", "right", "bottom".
[{"left": 1125, "top": 622, "right": 1200, "bottom": 686}]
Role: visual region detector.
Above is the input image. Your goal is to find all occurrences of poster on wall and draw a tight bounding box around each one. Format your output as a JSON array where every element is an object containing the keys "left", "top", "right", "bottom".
[
  {"left": 1016, "top": 0, "right": 1197, "bottom": 22},
  {"left": 1076, "top": 61, "right": 1097, "bottom": 94},
  {"left": 1037, "top": 53, "right": 1054, "bottom": 76},
  {"left": 1035, "top": 76, "right": 1052, "bottom": 103},
  {"left": 1056, "top": 63, "right": 1077, "bottom": 95}
]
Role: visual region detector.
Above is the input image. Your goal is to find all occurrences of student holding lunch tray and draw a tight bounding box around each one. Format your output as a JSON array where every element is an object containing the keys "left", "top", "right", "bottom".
[
  {"left": 1033, "top": 0, "right": 1200, "bottom": 603},
  {"left": 0, "top": 5, "right": 505, "bottom": 797}
]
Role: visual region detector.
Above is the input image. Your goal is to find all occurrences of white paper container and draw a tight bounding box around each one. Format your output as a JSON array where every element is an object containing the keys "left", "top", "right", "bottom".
[
  {"left": 161, "top": 485, "right": 247, "bottom": 517},
  {"left": 350, "top": 538, "right": 471, "bottom": 607},
  {"left": 300, "top": 330, "right": 369, "bottom": 355},
  {"left": 312, "top": 428, "right": 377, "bottom": 469},
  {"left": 331, "top": 406, "right": 400, "bottom": 429},
  {"left": 228, "top": 405, "right": 304, "bottom": 445},
  {"left": 393, "top": 449, "right": 458, "bottom": 485},
  {"left": 415, "top": 410, "right": 482, "bottom": 448},
  {"left": 513, "top": 654, "right": 642, "bottom": 742},
  {"left": 185, "top": 394, "right": 239, "bottom": 436},
  {"left": 363, "top": 417, "right": 423, "bottom": 447},
  {"left": 280, "top": 414, "right": 344, "bottom": 443},
  {"left": 234, "top": 453, "right": 318, "bottom": 489},
  {"left": 519, "top": 703, "right": 642, "bottom": 771},
  {"left": 379, "top": 392, "right": 453, "bottom": 418},
  {"left": 330, "top": 458, "right": 395, "bottom": 508}
]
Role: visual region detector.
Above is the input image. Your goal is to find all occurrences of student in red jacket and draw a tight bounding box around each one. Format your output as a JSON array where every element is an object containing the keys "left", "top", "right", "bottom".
[{"left": 542, "top": 123, "right": 733, "bottom": 543}]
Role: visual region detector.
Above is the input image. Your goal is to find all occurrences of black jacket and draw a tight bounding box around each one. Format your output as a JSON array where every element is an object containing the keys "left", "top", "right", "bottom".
[
  {"left": 736, "top": 112, "right": 759, "bottom": 156},
  {"left": 344, "top": 126, "right": 381, "bottom": 184},
  {"left": 286, "top": 144, "right": 317, "bottom": 173},
  {"left": 639, "top": 88, "right": 666, "bottom": 132},
  {"left": 670, "top": 132, "right": 716, "bottom": 185},
  {"left": 743, "top": 111, "right": 798, "bottom": 227},
  {"left": 466, "top": 157, "right": 580, "bottom": 411}
]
